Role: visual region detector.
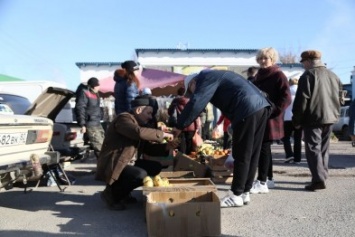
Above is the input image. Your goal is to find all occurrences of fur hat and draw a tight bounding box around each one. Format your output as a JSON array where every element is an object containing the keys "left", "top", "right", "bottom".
[
  {"left": 300, "top": 50, "right": 322, "bottom": 62},
  {"left": 87, "top": 77, "right": 100, "bottom": 87},
  {"left": 121, "top": 60, "right": 140, "bottom": 72}
]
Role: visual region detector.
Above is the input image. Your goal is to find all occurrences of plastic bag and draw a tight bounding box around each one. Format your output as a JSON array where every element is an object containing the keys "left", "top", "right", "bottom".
[
  {"left": 224, "top": 151, "right": 234, "bottom": 170},
  {"left": 211, "top": 124, "right": 223, "bottom": 139}
]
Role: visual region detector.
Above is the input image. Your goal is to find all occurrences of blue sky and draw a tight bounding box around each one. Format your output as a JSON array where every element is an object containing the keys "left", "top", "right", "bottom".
[{"left": 1, "top": 0, "right": 355, "bottom": 90}]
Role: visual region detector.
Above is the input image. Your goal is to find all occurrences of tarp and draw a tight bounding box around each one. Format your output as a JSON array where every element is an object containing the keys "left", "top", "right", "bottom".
[{"left": 99, "top": 68, "right": 186, "bottom": 96}]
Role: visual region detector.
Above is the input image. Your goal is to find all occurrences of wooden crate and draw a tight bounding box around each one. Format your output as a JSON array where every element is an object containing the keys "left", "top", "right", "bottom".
[
  {"left": 159, "top": 171, "right": 195, "bottom": 178},
  {"left": 143, "top": 178, "right": 216, "bottom": 195}
]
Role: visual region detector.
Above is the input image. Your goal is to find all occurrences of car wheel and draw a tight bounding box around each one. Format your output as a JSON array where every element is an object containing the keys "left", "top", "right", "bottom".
[{"left": 342, "top": 125, "right": 350, "bottom": 141}]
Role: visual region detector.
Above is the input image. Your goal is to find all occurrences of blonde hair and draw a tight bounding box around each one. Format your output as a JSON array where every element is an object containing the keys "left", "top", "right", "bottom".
[
  {"left": 289, "top": 78, "right": 299, "bottom": 85},
  {"left": 256, "top": 47, "right": 279, "bottom": 64}
]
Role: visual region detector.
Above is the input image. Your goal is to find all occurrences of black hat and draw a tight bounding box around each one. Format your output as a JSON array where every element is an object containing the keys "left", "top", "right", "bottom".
[
  {"left": 87, "top": 77, "right": 100, "bottom": 87},
  {"left": 121, "top": 60, "right": 140, "bottom": 72},
  {"left": 131, "top": 96, "right": 155, "bottom": 108}
]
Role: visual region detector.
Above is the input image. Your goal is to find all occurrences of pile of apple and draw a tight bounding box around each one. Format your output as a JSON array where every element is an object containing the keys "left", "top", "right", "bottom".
[{"left": 143, "top": 175, "right": 172, "bottom": 187}]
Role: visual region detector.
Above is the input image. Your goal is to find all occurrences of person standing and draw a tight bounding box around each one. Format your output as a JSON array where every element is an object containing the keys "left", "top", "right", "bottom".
[
  {"left": 75, "top": 77, "right": 105, "bottom": 159},
  {"left": 283, "top": 78, "right": 303, "bottom": 164},
  {"left": 201, "top": 103, "right": 214, "bottom": 140},
  {"left": 247, "top": 66, "right": 258, "bottom": 83},
  {"left": 96, "top": 96, "right": 179, "bottom": 210},
  {"left": 293, "top": 50, "right": 342, "bottom": 191},
  {"left": 251, "top": 47, "right": 291, "bottom": 194},
  {"left": 173, "top": 69, "right": 271, "bottom": 207},
  {"left": 168, "top": 88, "right": 199, "bottom": 155},
  {"left": 114, "top": 60, "right": 141, "bottom": 115},
  {"left": 215, "top": 114, "right": 232, "bottom": 149},
  {"left": 141, "top": 87, "right": 159, "bottom": 128}
]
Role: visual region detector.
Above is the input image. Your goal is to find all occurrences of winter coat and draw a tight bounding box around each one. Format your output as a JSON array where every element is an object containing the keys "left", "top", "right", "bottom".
[
  {"left": 292, "top": 62, "right": 341, "bottom": 127},
  {"left": 254, "top": 65, "right": 291, "bottom": 141},
  {"left": 113, "top": 70, "right": 139, "bottom": 115},
  {"left": 175, "top": 70, "right": 271, "bottom": 131},
  {"left": 168, "top": 96, "right": 199, "bottom": 132},
  {"left": 95, "top": 112, "right": 169, "bottom": 185},
  {"left": 75, "top": 87, "right": 102, "bottom": 127}
]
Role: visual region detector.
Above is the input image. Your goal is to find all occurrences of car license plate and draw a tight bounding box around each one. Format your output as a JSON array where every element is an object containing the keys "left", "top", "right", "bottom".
[{"left": 0, "top": 132, "right": 27, "bottom": 146}]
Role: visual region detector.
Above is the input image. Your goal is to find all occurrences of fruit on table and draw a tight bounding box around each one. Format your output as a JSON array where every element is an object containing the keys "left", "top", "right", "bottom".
[
  {"left": 143, "top": 176, "right": 154, "bottom": 187},
  {"left": 153, "top": 175, "right": 165, "bottom": 187}
]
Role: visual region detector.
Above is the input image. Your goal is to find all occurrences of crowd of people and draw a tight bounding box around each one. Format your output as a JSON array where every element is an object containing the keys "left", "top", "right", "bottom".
[{"left": 74, "top": 48, "right": 343, "bottom": 210}]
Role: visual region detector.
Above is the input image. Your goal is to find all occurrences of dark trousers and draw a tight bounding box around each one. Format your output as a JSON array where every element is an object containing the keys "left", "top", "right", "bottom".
[
  {"left": 179, "top": 131, "right": 195, "bottom": 155},
  {"left": 231, "top": 107, "right": 269, "bottom": 196},
  {"left": 111, "top": 159, "right": 162, "bottom": 201},
  {"left": 282, "top": 121, "right": 302, "bottom": 162},
  {"left": 257, "top": 141, "right": 273, "bottom": 182},
  {"left": 303, "top": 125, "right": 332, "bottom": 183}
]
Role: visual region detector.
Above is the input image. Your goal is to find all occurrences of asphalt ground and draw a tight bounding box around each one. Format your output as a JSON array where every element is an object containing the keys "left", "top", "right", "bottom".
[{"left": 0, "top": 141, "right": 354, "bottom": 237}]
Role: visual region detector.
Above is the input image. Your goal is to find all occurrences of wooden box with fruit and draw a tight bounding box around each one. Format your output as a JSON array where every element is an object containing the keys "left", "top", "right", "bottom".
[{"left": 142, "top": 174, "right": 216, "bottom": 195}]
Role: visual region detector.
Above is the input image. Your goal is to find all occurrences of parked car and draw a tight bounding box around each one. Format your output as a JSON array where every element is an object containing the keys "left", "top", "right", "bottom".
[
  {"left": 0, "top": 88, "right": 67, "bottom": 190},
  {"left": 0, "top": 89, "right": 87, "bottom": 162},
  {"left": 332, "top": 106, "right": 350, "bottom": 140}
]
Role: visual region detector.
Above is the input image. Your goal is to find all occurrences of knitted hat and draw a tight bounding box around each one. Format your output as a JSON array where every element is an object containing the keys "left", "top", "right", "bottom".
[
  {"left": 300, "top": 50, "right": 322, "bottom": 62},
  {"left": 131, "top": 96, "right": 155, "bottom": 108},
  {"left": 87, "top": 77, "right": 100, "bottom": 87},
  {"left": 141, "top": 87, "right": 152, "bottom": 96}
]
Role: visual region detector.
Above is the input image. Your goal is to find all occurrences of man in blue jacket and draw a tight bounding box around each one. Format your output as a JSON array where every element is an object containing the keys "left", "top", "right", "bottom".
[{"left": 173, "top": 70, "right": 271, "bottom": 207}]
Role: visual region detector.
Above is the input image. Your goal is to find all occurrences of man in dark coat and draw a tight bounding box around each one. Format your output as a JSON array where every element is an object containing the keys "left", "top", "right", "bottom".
[
  {"left": 75, "top": 77, "right": 105, "bottom": 159},
  {"left": 293, "top": 50, "right": 342, "bottom": 191},
  {"left": 96, "top": 96, "right": 179, "bottom": 210},
  {"left": 173, "top": 69, "right": 271, "bottom": 207}
]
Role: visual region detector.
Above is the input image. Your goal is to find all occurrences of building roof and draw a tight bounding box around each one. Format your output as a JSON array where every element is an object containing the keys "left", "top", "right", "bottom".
[
  {"left": 0, "top": 74, "right": 24, "bottom": 82},
  {"left": 75, "top": 62, "right": 121, "bottom": 68},
  {"left": 135, "top": 48, "right": 258, "bottom": 54}
]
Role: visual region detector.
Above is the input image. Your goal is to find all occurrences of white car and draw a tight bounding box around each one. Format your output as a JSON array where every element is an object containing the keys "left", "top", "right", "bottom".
[
  {"left": 0, "top": 87, "right": 79, "bottom": 190},
  {"left": 332, "top": 106, "right": 350, "bottom": 140}
]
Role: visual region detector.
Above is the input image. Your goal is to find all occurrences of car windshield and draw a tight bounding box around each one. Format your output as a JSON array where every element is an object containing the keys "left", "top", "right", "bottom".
[{"left": 0, "top": 94, "right": 31, "bottom": 114}]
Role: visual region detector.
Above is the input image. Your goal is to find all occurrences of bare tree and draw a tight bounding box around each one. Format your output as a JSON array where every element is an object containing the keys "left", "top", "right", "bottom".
[{"left": 279, "top": 51, "right": 298, "bottom": 64}]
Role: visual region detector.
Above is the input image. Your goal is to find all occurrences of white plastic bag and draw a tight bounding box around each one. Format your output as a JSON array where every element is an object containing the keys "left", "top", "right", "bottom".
[
  {"left": 224, "top": 151, "right": 234, "bottom": 170},
  {"left": 211, "top": 124, "right": 223, "bottom": 139}
]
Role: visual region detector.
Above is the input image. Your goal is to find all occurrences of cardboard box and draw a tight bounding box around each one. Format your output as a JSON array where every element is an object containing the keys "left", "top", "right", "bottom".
[
  {"left": 159, "top": 171, "right": 195, "bottom": 178},
  {"left": 146, "top": 191, "right": 221, "bottom": 237},
  {"left": 143, "top": 178, "right": 217, "bottom": 195},
  {"left": 212, "top": 176, "right": 233, "bottom": 184},
  {"left": 173, "top": 152, "right": 207, "bottom": 177},
  {"left": 207, "top": 155, "right": 229, "bottom": 170}
]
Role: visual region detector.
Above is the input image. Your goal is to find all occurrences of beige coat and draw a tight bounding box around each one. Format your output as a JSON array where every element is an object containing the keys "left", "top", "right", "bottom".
[{"left": 96, "top": 112, "right": 167, "bottom": 185}]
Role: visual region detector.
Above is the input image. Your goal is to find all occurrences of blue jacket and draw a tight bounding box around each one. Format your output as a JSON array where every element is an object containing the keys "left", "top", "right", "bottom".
[
  {"left": 176, "top": 70, "right": 270, "bottom": 130},
  {"left": 114, "top": 76, "right": 139, "bottom": 115}
]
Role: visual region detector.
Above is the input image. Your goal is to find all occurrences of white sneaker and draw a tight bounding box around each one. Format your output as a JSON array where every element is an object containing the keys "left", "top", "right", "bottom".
[
  {"left": 250, "top": 180, "right": 269, "bottom": 194},
  {"left": 241, "top": 192, "right": 250, "bottom": 205},
  {"left": 267, "top": 179, "right": 275, "bottom": 189},
  {"left": 220, "top": 191, "right": 243, "bottom": 208}
]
